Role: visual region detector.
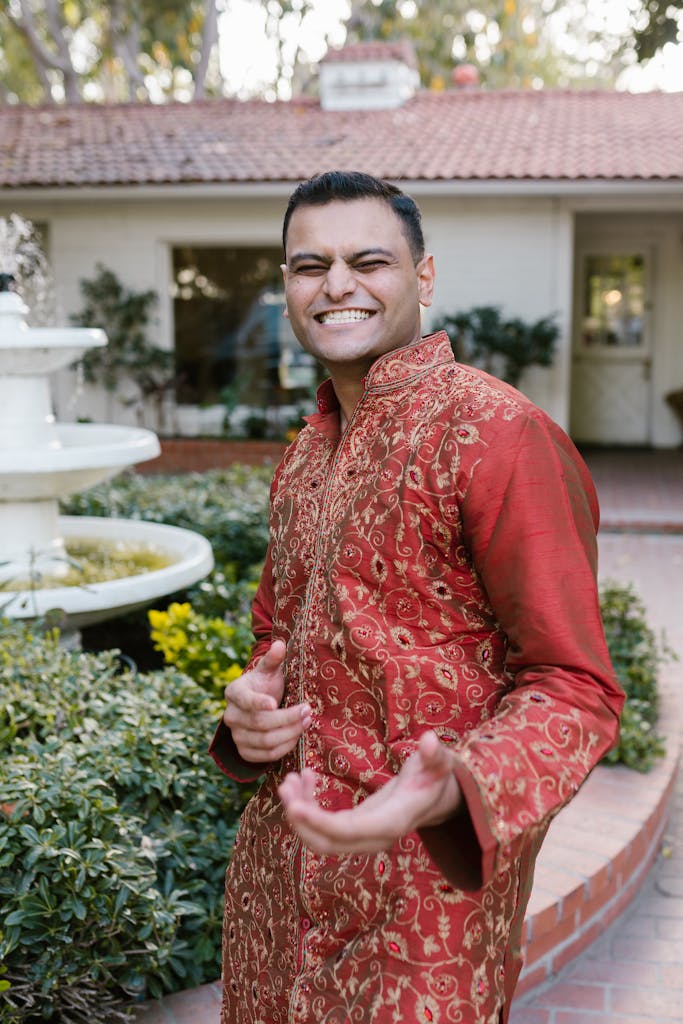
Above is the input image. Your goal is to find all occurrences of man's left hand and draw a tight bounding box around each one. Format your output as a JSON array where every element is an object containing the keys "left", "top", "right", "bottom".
[{"left": 278, "top": 730, "right": 462, "bottom": 855}]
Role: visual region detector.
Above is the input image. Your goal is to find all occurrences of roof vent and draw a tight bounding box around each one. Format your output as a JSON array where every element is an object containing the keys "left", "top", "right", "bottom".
[{"left": 319, "top": 40, "right": 419, "bottom": 112}]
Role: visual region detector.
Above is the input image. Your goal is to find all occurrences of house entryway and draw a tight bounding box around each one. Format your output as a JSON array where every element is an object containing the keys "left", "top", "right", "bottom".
[{"left": 570, "top": 244, "right": 653, "bottom": 445}]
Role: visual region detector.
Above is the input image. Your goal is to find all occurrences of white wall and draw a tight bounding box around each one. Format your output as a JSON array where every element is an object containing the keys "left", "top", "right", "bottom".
[
  {"left": 0, "top": 192, "right": 574, "bottom": 435},
  {"left": 0, "top": 195, "right": 287, "bottom": 432},
  {"left": 419, "top": 195, "right": 574, "bottom": 426},
  {"left": 7, "top": 192, "right": 681, "bottom": 446}
]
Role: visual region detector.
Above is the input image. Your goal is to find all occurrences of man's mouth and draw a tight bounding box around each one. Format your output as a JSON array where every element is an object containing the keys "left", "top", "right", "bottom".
[{"left": 315, "top": 309, "right": 374, "bottom": 325}]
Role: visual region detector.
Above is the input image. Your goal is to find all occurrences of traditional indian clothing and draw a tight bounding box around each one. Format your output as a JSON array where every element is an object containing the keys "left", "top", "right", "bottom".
[{"left": 210, "top": 331, "right": 623, "bottom": 1024}]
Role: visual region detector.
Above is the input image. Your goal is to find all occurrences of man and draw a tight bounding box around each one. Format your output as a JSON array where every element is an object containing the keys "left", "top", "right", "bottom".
[{"left": 210, "top": 170, "right": 623, "bottom": 1024}]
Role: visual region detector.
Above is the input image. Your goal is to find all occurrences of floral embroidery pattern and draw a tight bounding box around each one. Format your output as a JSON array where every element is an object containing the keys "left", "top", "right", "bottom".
[{"left": 218, "top": 333, "right": 622, "bottom": 1024}]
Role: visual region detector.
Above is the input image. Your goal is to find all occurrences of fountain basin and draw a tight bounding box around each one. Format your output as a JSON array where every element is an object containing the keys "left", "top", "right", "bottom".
[
  {"left": 0, "top": 327, "right": 107, "bottom": 375},
  {"left": 2, "top": 516, "right": 214, "bottom": 630},
  {"left": 0, "top": 424, "right": 161, "bottom": 498}
]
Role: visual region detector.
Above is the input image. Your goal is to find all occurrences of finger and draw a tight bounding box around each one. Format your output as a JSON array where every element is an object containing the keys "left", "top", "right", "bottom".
[
  {"left": 234, "top": 718, "right": 308, "bottom": 756},
  {"left": 279, "top": 780, "right": 399, "bottom": 852},
  {"left": 238, "top": 736, "right": 302, "bottom": 763},
  {"left": 257, "top": 639, "right": 287, "bottom": 676},
  {"left": 223, "top": 700, "right": 310, "bottom": 733},
  {"left": 302, "top": 767, "right": 317, "bottom": 802},
  {"left": 279, "top": 768, "right": 317, "bottom": 805},
  {"left": 416, "top": 730, "right": 455, "bottom": 776},
  {"left": 282, "top": 802, "right": 393, "bottom": 855},
  {"left": 224, "top": 684, "right": 279, "bottom": 713},
  {"left": 278, "top": 771, "right": 305, "bottom": 805}
]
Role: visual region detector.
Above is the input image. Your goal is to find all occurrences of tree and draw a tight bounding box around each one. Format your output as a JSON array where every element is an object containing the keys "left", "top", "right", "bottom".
[
  {"left": 344, "top": 0, "right": 603, "bottom": 90},
  {"left": 0, "top": 0, "right": 336, "bottom": 104},
  {"left": 0, "top": 0, "right": 223, "bottom": 103},
  {"left": 343, "top": 0, "right": 682, "bottom": 90},
  {"left": 632, "top": 0, "right": 683, "bottom": 61}
]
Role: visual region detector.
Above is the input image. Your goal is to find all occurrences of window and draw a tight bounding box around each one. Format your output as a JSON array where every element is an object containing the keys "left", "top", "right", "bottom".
[
  {"left": 172, "top": 246, "right": 319, "bottom": 421},
  {"left": 580, "top": 254, "right": 645, "bottom": 349}
]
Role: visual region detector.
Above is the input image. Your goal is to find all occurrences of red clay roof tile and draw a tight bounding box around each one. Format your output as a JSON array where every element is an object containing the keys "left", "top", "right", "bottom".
[
  {"left": 321, "top": 40, "right": 419, "bottom": 68},
  {"left": 0, "top": 90, "right": 681, "bottom": 190}
]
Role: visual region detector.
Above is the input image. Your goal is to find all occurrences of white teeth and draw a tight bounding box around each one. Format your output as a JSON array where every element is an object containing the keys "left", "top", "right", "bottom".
[{"left": 319, "top": 309, "right": 372, "bottom": 324}]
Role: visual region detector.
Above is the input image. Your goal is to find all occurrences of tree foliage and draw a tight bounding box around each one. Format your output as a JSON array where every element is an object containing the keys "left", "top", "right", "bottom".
[
  {"left": 0, "top": 0, "right": 223, "bottom": 103},
  {"left": 632, "top": 0, "right": 683, "bottom": 61},
  {"left": 345, "top": 0, "right": 571, "bottom": 90},
  {"left": 0, "top": 0, "right": 680, "bottom": 104},
  {"left": 345, "top": 0, "right": 683, "bottom": 90}
]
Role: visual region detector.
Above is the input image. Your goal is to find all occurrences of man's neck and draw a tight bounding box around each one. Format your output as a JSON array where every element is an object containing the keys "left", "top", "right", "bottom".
[{"left": 331, "top": 375, "right": 363, "bottom": 433}]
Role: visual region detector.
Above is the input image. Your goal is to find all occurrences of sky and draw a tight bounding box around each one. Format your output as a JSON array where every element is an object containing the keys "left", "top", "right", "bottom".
[{"left": 218, "top": 0, "right": 683, "bottom": 98}]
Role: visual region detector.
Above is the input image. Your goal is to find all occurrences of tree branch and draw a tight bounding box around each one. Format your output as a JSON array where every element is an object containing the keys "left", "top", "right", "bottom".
[
  {"left": 194, "top": 0, "right": 218, "bottom": 99},
  {"left": 108, "top": 0, "right": 145, "bottom": 97},
  {"left": 7, "top": 0, "right": 81, "bottom": 101},
  {"left": 6, "top": 1, "right": 70, "bottom": 74}
]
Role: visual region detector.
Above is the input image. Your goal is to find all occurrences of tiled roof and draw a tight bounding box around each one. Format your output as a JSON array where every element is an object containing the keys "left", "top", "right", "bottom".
[
  {"left": 321, "top": 40, "right": 419, "bottom": 68},
  {"left": 0, "top": 89, "right": 682, "bottom": 190}
]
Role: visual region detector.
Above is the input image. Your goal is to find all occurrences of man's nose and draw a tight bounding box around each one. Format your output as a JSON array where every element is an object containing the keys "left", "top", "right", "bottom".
[{"left": 323, "top": 260, "right": 355, "bottom": 301}]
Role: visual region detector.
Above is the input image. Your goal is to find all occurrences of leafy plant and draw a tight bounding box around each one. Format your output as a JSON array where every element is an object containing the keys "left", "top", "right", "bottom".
[
  {"left": 0, "top": 619, "right": 248, "bottom": 1021},
  {"left": 433, "top": 305, "right": 559, "bottom": 386},
  {"left": 71, "top": 264, "right": 176, "bottom": 423},
  {"left": 599, "top": 580, "right": 671, "bottom": 771},
  {"left": 149, "top": 601, "right": 253, "bottom": 695}
]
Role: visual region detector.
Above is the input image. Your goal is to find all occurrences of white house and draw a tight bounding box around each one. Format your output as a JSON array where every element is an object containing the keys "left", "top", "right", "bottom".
[{"left": 1, "top": 40, "right": 682, "bottom": 446}]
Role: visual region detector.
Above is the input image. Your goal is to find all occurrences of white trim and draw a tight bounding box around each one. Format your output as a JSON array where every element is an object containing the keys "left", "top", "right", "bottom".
[{"left": 1, "top": 179, "right": 682, "bottom": 204}]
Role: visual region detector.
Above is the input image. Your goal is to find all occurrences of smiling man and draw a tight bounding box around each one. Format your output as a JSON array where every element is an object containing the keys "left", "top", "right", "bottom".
[{"left": 210, "top": 171, "right": 624, "bottom": 1024}]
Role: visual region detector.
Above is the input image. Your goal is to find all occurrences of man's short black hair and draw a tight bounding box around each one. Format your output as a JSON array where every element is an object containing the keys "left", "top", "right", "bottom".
[{"left": 282, "top": 170, "right": 425, "bottom": 263}]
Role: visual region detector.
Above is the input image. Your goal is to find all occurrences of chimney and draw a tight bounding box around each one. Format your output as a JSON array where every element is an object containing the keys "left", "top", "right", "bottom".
[{"left": 319, "top": 40, "right": 419, "bottom": 112}]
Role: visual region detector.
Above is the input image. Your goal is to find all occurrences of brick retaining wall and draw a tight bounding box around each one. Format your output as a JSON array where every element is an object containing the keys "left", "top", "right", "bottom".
[{"left": 136, "top": 438, "right": 288, "bottom": 475}]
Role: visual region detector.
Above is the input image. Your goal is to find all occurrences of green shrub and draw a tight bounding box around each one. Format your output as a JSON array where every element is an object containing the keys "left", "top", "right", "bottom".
[
  {"left": 0, "top": 620, "right": 247, "bottom": 1022},
  {"left": 185, "top": 564, "right": 260, "bottom": 623},
  {"left": 433, "top": 305, "right": 559, "bottom": 386},
  {"left": 599, "top": 580, "right": 671, "bottom": 771}
]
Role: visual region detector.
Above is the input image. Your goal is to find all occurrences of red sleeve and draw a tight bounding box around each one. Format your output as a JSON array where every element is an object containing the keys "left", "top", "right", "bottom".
[{"left": 420, "top": 410, "right": 624, "bottom": 889}]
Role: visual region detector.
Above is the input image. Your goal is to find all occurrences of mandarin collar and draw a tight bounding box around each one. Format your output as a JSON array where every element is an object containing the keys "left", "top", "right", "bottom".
[{"left": 303, "top": 331, "right": 454, "bottom": 439}]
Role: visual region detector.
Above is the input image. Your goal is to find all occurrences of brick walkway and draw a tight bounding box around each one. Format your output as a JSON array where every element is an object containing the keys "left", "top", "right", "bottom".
[
  {"left": 133, "top": 449, "right": 683, "bottom": 1024},
  {"left": 510, "top": 522, "right": 683, "bottom": 1022}
]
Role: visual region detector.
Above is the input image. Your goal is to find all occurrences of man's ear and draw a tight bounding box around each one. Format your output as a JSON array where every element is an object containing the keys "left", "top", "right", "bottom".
[{"left": 416, "top": 254, "right": 435, "bottom": 308}]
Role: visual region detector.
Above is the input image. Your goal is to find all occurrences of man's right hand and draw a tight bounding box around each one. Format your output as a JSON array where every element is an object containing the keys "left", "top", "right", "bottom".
[{"left": 222, "top": 639, "right": 311, "bottom": 763}]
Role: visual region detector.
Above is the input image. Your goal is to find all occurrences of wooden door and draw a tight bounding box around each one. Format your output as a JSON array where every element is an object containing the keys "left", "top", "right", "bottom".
[{"left": 570, "top": 250, "right": 652, "bottom": 445}]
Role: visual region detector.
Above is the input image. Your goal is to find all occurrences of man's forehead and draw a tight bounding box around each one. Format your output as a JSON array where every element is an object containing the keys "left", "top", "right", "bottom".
[{"left": 285, "top": 197, "right": 409, "bottom": 255}]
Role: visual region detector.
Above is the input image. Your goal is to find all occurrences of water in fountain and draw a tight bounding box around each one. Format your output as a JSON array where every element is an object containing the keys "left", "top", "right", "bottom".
[
  {"left": 0, "top": 214, "right": 61, "bottom": 327},
  {"left": 0, "top": 214, "right": 213, "bottom": 631}
]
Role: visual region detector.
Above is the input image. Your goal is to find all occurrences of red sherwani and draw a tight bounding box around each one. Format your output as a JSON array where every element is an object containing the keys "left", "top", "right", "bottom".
[{"left": 210, "top": 332, "right": 623, "bottom": 1024}]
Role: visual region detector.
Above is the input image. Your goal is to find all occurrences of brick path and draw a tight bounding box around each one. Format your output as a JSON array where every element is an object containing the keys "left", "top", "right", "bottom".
[{"left": 510, "top": 529, "right": 683, "bottom": 1024}]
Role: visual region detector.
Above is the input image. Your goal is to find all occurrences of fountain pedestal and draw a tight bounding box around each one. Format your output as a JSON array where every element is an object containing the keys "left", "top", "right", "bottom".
[{"left": 0, "top": 230, "right": 213, "bottom": 627}]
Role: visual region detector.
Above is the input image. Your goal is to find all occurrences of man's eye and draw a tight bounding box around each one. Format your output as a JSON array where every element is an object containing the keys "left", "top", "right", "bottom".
[
  {"left": 356, "top": 261, "right": 386, "bottom": 271},
  {"left": 294, "top": 264, "right": 327, "bottom": 275}
]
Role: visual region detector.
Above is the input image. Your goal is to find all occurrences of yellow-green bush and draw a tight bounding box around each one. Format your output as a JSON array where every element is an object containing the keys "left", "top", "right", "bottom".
[{"left": 148, "top": 602, "right": 251, "bottom": 695}]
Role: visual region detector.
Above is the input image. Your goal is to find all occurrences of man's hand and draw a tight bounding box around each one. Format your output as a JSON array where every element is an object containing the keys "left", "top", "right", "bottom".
[
  {"left": 278, "top": 730, "right": 462, "bottom": 854},
  {"left": 223, "top": 639, "right": 311, "bottom": 763}
]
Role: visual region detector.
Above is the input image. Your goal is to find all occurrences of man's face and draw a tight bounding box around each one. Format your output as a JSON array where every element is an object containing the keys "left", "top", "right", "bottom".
[{"left": 282, "top": 198, "right": 434, "bottom": 378}]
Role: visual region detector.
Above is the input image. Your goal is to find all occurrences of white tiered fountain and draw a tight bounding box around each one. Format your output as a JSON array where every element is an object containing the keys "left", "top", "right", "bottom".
[{"left": 0, "top": 216, "right": 213, "bottom": 631}]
